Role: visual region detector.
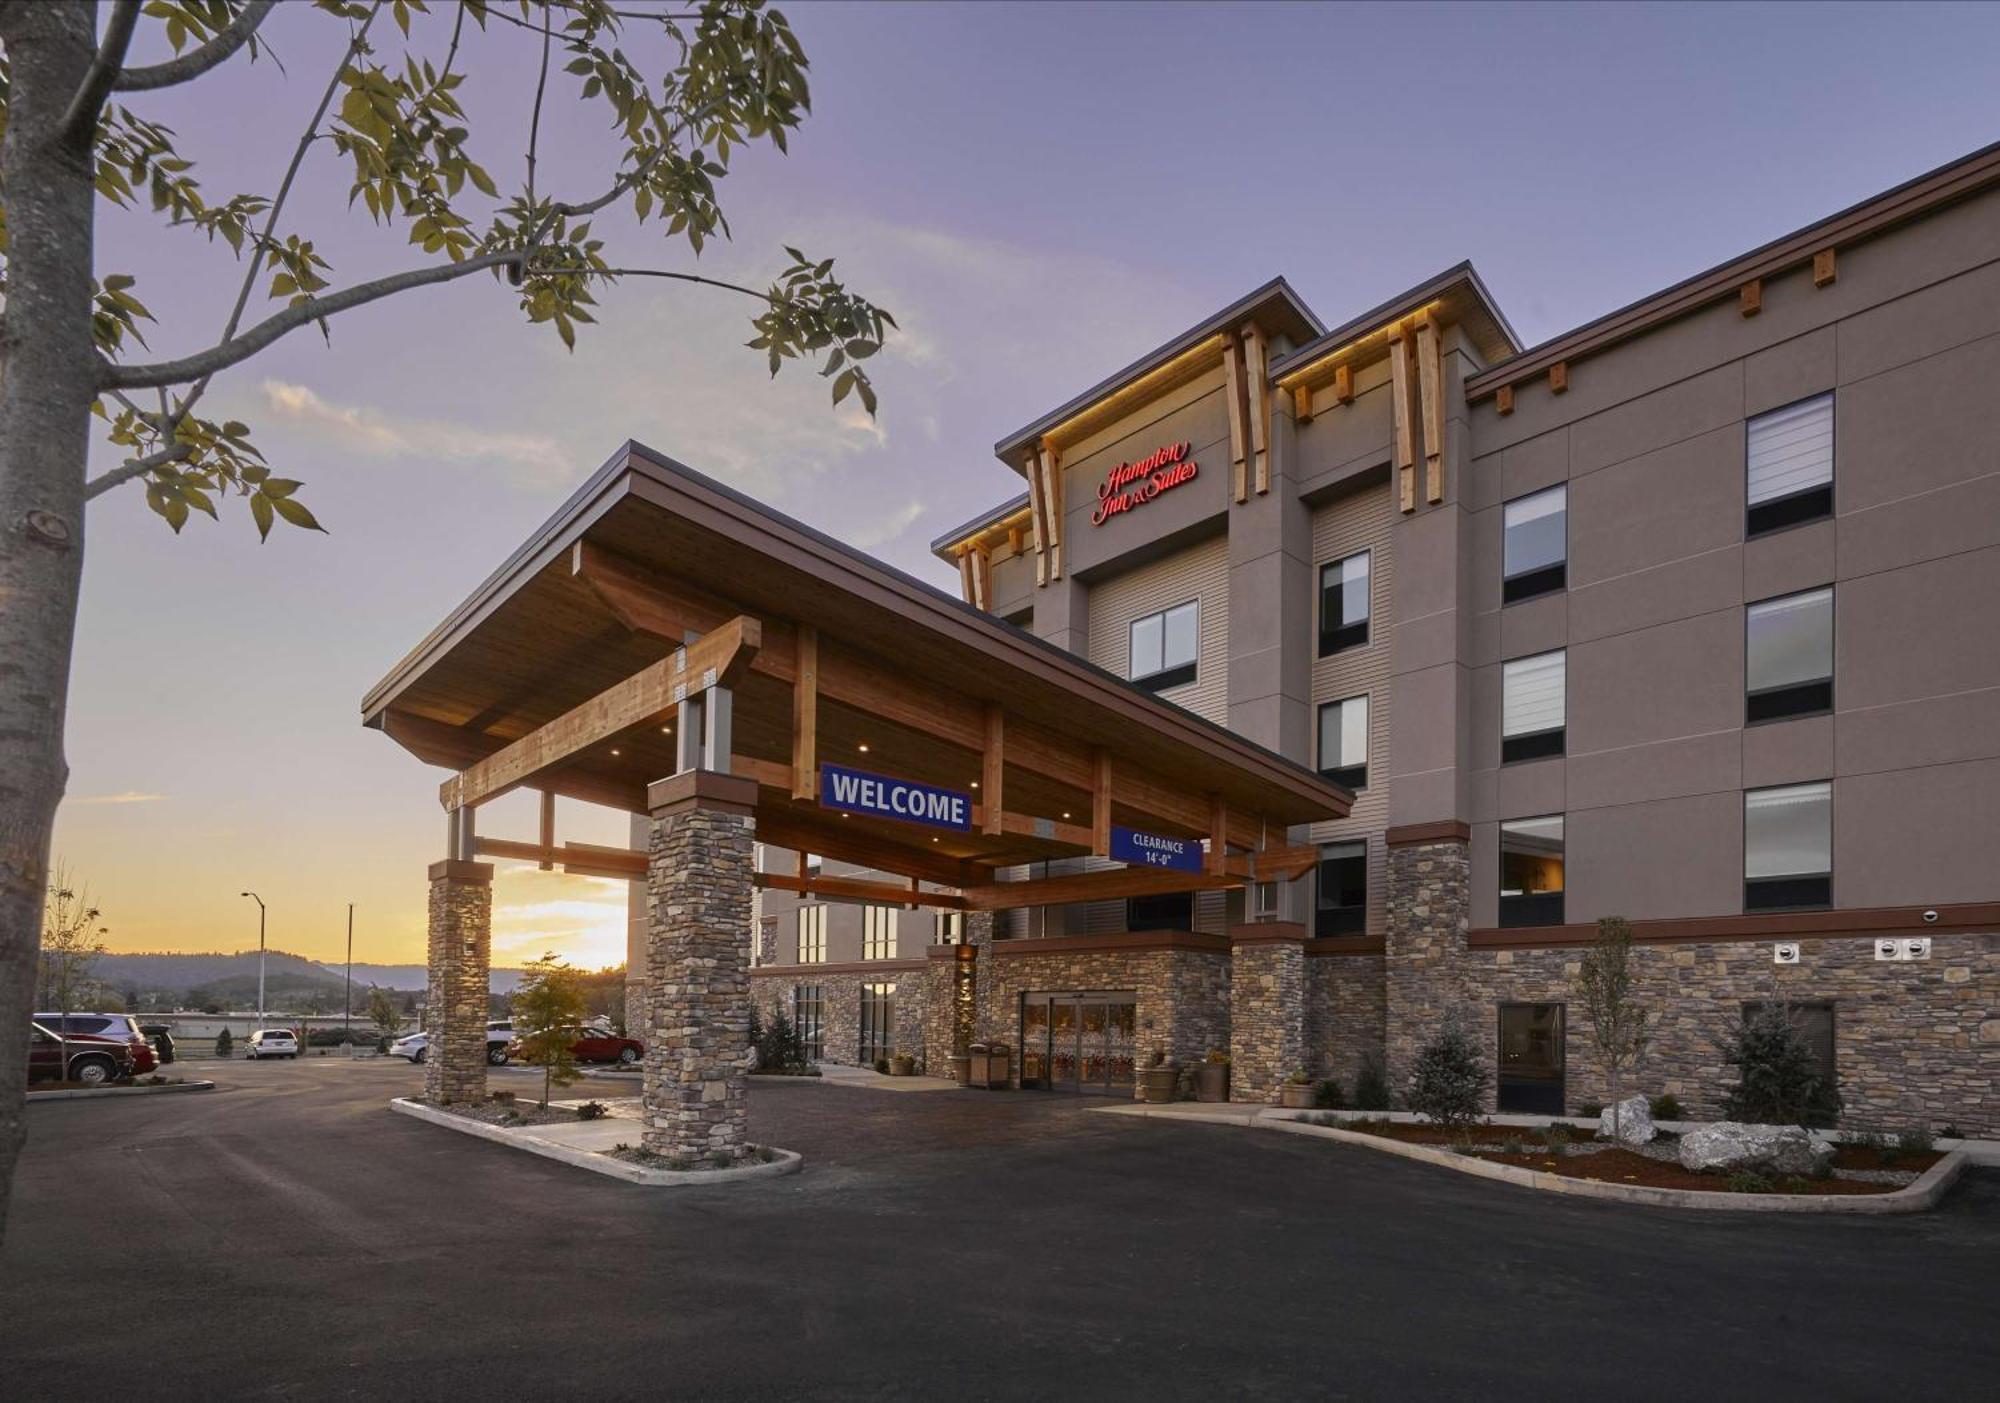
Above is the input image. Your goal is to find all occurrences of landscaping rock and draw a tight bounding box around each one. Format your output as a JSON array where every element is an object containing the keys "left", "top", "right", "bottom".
[
  {"left": 1595, "top": 1094, "right": 1656, "bottom": 1145},
  {"left": 1679, "top": 1122, "right": 1831, "bottom": 1177}
]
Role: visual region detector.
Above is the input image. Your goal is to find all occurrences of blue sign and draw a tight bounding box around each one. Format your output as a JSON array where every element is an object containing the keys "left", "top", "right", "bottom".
[
  {"left": 820, "top": 764, "right": 972, "bottom": 832},
  {"left": 1110, "top": 825, "right": 1204, "bottom": 873}
]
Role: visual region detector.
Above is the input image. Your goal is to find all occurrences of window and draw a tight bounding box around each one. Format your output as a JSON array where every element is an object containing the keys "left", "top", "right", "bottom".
[
  {"left": 863, "top": 905, "right": 898, "bottom": 960},
  {"left": 1501, "top": 650, "right": 1566, "bottom": 762},
  {"left": 1130, "top": 600, "right": 1198, "bottom": 691},
  {"left": 935, "top": 910, "right": 964, "bottom": 945},
  {"left": 1317, "top": 694, "right": 1369, "bottom": 791},
  {"left": 859, "top": 982, "right": 896, "bottom": 1064},
  {"left": 1747, "top": 393, "right": 1833, "bottom": 536},
  {"left": 1499, "top": 816, "right": 1565, "bottom": 927},
  {"left": 1744, "top": 782, "right": 1831, "bottom": 910},
  {"left": 1126, "top": 891, "right": 1193, "bottom": 932},
  {"left": 1741, "top": 1001, "right": 1839, "bottom": 1126},
  {"left": 1502, "top": 485, "right": 1567, "bottom": 604},
  {"left": 805, "top": 851, "right": 823, "bottom": 877},
  {"left": 796, "top": 905, "right": 826, "bottom": 963},
  {"left": 1319, "top": 551, "right": 1371, "bottom": 655},
  {"left": 1746, "top": 587, "right": 1833, "bottom": 723},
  {"left": 792, "top": 985, "right": 824, "bottom": 1061},
  {"left": 1315, "top": 841, "right": 1367, "bottom": 936}
]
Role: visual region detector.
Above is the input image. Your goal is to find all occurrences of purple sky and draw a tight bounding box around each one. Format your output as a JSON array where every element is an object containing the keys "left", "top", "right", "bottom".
[{"left": 58, "top": 1, "right": 2000, "bottom": 966}]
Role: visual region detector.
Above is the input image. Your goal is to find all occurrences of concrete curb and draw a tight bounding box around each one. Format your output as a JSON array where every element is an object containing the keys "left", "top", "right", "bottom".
[
  {"left": 27, "top": 1080, "right": 216, "bottom": 1103},
  {"left": 388, "top": 1097, "right": 803, "bottom": 1187},
  {"left": 1102, "top": 1104, "right": 1967, "bottom": 1214}
]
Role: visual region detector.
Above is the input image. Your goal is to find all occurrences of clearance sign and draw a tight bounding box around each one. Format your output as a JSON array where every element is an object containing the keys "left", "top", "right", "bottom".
[
  {"left": 820, "top": 764, "right": 972, "bottom": 831},
  {"left": 1091, "top": 441, "right": 1199, "bottom": 526}
]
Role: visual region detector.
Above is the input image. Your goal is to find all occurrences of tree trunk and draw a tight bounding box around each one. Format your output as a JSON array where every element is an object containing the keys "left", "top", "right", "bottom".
[{"left": 0, "top": 3, "right": 101, "bottom": 1242}]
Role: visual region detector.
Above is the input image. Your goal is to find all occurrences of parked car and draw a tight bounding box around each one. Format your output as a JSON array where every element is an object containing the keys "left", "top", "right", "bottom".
[
  {"left": 28, "top": 1021, "right": 135, "bottom": 1086},
  {"left": 387, "top": 1021, "right": 515, "bottom": 1066},
  {"left": 36, "top": 1012, "right": 157, "bottom": 1075},
  {"left": 244, "top": 1029, "right": 299, "bottom": 1060},
  {"left": 138, "top": 1022, "right": 176, "bottom": 1065},
  {"left": 506, "top": 1026, "right": 645, "bottom": 1066}
]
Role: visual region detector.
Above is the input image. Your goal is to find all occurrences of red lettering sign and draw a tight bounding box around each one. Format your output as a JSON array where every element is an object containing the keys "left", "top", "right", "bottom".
[{"left": 1091, "top": 441, "right": 1200, "bottom": 527}]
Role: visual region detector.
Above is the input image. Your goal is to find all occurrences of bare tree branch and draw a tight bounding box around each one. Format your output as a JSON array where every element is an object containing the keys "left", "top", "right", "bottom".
[
  {"left": 83, "top": 441, "right": 193, "bottom": 502},
  {"left": 59, "top": 0, "right": 142, "bottom": 143},
  {"left": 103, "top": 250, "right": 521, "bottom": 390},
  {"left": 112, "top": 0, "right": 278, "bottom": 92},
  {"left": 526, "top": 3, "right": 553, "bottom": 209}
]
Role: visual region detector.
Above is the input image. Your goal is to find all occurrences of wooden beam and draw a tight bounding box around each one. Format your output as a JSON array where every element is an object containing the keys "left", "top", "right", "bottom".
[
  {"left": 754, "top": 808, "right": 978, "bottom": 889},
  {"left": 1812, "top": 248, "right": 1837, "bottom": 287},
  {"left": 972, "top": 543, "right": 992, "bottom": 611},
  {"left": 1231, "top": 842, "right": 1319, "bottom": 883},
  {"left": 956, "top": 548, "right": 976, "bottom": 604},
  {"left": 1222, "top": 334, "right": 1249, "bottom": 504},
  {"left": 982, "top": 704, "right": 1005, "bottom": 837},
  {"left": 440, "top": 616, "right": 761, "bottom": 810},
  {"left": 1416, "top": 313, "right": 1445, "bottom": 505},
  {"left": 791, "top": 624, "right": 818, "bottom": 800},
  {"left": 1389, "top": 324, "right": 1415, "bottom": 513},
  {"left": 1495, "top": 383, "right": 1514, "bottom": 416},
  {"left": 474, "top": 836, "right": 645, "bottom": 880},
  {"left": 958, "top": 865, "right": 1240, "bottom": 912},
  {"left": 1206, "top": 792, "right": 1228, "bottom": 876},
  {"left": 1038, "top": 440, "right": 1064, "bottom": 580},
  {"left": 1291, "top": 382, "right": 1314, "bottom": 425},
  {"left": 1242, "top": 322, "right": 1271, "bottom": 496},
  {"left": 756, "top": 871, "right": 968, "bottom": 910},
  {"left": 1024, "top": 449, "right": 1050, "bottom": 588},
  {"left": 1092, "top": 748, "right": 1112, "bottom": 856},
  {"left": 537, "top": 789, "right": 556, "bottom": 870},
  {"left": 571, "top": 540, "right": 728, "bottom": 644},
  {"left": 1739, "top": 278, "right": 1762, "bottom": 317},
  {"left": 1333, "top": 362, "right": 1353, "bottom": 405},
  {"left": 1548, "top": 360, "right": 1569, "bottom": 395}
]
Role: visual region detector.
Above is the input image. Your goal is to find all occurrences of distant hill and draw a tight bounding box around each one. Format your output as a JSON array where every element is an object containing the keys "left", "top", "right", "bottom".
[
  {"left": 88, "top": 950, "right": 527, "bottom": 1001},
  {"left": 323, "top": 962, "right": 529, "bottom": 994}
]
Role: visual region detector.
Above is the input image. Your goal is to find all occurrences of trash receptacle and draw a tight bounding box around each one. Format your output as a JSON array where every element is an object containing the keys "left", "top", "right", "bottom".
[
  {"left": 949, "top": 1053, "right": 972, "bottom": 1086},
  {"left": 966, "top": 1043, "right": 991, "bottom": 1087},
  {"left": 984, "top": 1043, "right": 1011, "bottom": 1089}
]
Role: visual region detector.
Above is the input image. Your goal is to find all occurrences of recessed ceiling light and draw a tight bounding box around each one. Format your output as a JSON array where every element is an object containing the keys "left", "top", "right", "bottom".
[
  {"left": 1061, "top": 811, "right": 1071, "bottom": 819},
  {"left": 610, "top": 748, "right": 622, "bottom": 757},
  {"left": 970, "top": 781, "right": 980, "bottom": 789},
  {"left": 857, "top": 743, "right": 870, "bottom": 753},
  {"left": 661, "top": 726, "right": 672, "bottom": 734}
]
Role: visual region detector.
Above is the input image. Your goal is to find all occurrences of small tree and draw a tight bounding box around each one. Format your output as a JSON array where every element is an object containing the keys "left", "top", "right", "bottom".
[
  {"left": 1352, "top": 1051, "right": 1391, "bottom": 1111},
  {"left": 746, "top": 1003, "right": 764, "bottom": 1067},
  {"left": 39, "top": 864, "right": 109, "bottom": 1069},
  {"left": 511, "top": 951, "right": 589, "bottom": 1108},
  {"left": 1405, "top": 1015, "right": 1489, "bottom": 1130},
  {"left": 1720, "top": 1003, "right": 1842, "bottom": 1127},
  {"left": 756, "top": 1006, "right": 804, "bottom": 1073},
  {"left": 1574, "top": 915, "right": 1651, "bottom": 1141},
  {"left": 366, "top": 986, "right": 403, "bottom": 1051},
  {"left": 214, "top": 1027, "right": 234, "bottom": 1058}
]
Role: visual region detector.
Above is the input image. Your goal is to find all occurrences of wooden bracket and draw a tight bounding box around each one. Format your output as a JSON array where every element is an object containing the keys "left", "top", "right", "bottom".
[
  {"left": 1038, "top": 439, "right": 1064, "bottom": 580},
  {"left": 1813, "top": 248, "right": 1837, "bottom": 287},
  {"left": 1333, "top": 363, "right": 1354, "bottom": 405},
  {"left": 1739, "top": 279, "right": 1763, "bottom": 317},
  {"left": 1495, "top": 383, "right": 1514, "bottom": 416},
  {"left": 1416, "top": 313, "right": 1445, "bottom": 505},
  {"left": 1242, "top": 322, "right": 1271, "bottom": 496},
  {"left": 1223, "top": 335, "right": 1249, "bottom": 504},
  {"left": 1389, "top": 324, "right": 1415, "bottom": 513},
  {"left": 1548, "top": 360, "right": 1569, "bottom": 395},
  {"left": 791, "top": 624, "right": 817, "bottom": 800},
  {"left": 1292, "top": 383, "right": 1314, "bottom": 425}
]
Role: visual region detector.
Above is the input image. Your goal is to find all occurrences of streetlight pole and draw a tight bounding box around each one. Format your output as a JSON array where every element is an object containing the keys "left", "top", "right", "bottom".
[
  {"left": 344, "top": 902, "right": 354, "bottom": 1052},
  {"left": 240, "top": 891, "right": 266, "bottom": 1030}
]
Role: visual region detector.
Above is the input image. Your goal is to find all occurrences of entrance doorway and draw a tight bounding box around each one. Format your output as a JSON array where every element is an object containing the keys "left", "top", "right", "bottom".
[
  {"left": 1497, "top": 1002, "right": 1565, "bottom": 1114},
  {"left": 1019, "top": 992, "right": 1137, "bottom": 1096}
]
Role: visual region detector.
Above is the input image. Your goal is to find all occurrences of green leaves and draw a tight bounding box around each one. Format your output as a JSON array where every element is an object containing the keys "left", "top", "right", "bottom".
[
  {"left": 91, "top": 276, "right": 156, "bottom": 354},
  {"left": 746, "top": 247, "right": 897, "bottom": 415}
]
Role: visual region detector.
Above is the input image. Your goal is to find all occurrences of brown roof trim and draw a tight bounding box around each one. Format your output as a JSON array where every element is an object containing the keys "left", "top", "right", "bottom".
[
  {"left": 988, "top": 929, "right": 1230, "bottom": 958},
  {"left": 1228, "top": 921, "right": 1307, "bottom": 946},
  {"left": 1304, "top": 935, "right": 1386, "bottom": 957},
  {"left": 750, "top": 958, "right": 928, "bottom": 978},
  {"left": 1469, "top": 902, "right": 1999, "bottom": 950},
  {"left": 1267, "top": 262, "right": 1520, "bottom": 383},
  {"left": 1466, "top": 139, "right": 2000, "bottom": 402},
  {"left": 1385, "top": 820, "right": 1470, "bottom": 848}
]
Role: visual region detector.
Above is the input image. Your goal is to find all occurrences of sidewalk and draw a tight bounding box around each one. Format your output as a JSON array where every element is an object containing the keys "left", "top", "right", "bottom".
[{"left": 814, "top": 1062, "right": 959, "bottom": 1094}]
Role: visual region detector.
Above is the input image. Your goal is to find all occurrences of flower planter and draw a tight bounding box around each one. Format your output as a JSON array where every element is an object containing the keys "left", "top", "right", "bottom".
[
  {"left": 1279, "top": 1082, "right": 1316, "bottom": 1110},
  {"left": 890, "top": 1054, "right": 915, "bottom": 1077},
  {"left": 1194, "top": 1062, "right": 1230, "bottom": 1103},
  {"left": 1141, "top": 1063, "right": 1179, "bottom": 1105}
]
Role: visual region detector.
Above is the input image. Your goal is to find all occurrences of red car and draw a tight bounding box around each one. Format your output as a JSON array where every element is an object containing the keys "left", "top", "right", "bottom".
[
  {"left": 29, "top": 1022, "right": 136, "bottom": 1086},
  {"left": 35, "top": 1013, "right": 156, "bottom": 1075},
  {"left": 506, "top": 1025, "right": 644, "bottom": 1065}
]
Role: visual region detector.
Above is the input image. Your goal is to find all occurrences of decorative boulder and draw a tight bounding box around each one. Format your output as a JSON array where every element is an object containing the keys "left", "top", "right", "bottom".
[
  {"left": 1594, "top": 1094, "right": 1656, "bottom": 1145},
  {"left": 1678, "top": 1122, "right": 1832, "bottom": 1177}
]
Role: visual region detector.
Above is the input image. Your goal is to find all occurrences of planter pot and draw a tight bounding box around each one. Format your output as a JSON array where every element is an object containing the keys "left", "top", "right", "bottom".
[
  {"left": 890, "top": 1054, "right": 916, "bottom": 1077},
  {"left": 1194, "top": 1063, "right": 1230, "bottom": 1103},
  {"left": 1279, "top": 1083, "right": 1316, "bottom": 1110},
  {"left": 1141, "top": 1063, "right": 1179, "bottom": 1105}
]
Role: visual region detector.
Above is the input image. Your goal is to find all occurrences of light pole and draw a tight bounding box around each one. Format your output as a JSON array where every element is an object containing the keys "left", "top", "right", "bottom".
[
  {"left": 344, "top": 902, "right": 354, "bottom": 1052},
  {"left": 240, "top": 891, "right": 266, "bottom": 1030}
]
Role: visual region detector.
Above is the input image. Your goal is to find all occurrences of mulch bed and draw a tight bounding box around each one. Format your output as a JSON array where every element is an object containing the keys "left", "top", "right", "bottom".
[
  {"left": 1481, "top": 1147, "right": 1896, "bottom": 1195},
  {"left": 436, "top": 1098, "right": 605, "bottom": 1129}
]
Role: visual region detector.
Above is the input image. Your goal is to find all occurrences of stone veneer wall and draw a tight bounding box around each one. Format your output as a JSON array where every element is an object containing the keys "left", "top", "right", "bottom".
[
  {"left": 1465, "top": 932, "right": 2000, "bottom": 1136},
  {"left": 1384, "top": 839, "right": 1473, "bottom": 1094},
  {"left": 1305, "top": 953, "right": 1386, "bottom": 1092},
  {"left": 748, "top": 963, "right": 928, "bottom": 1067},
  {"left": 1229, "top": 937, "right": 1305, "bottom": 1103},
  {"left": 423, "top": 861, "right": 493, "bottom": 1106}
]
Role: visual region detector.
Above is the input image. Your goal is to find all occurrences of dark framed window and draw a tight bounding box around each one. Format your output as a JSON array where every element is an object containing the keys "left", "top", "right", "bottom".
[
  {"left": 1741, "top": 1000, "right": 1839, "bottom": 1126},
  {"left": 1744, "top": 782, "right": 1831, "bottom": 911},
  {"left": 1499, "top": 815, "right": 1565, "bottom": 927},
  {"left": 1501, "top": 650, "right": 1565, "bottom": 763},
  {"left": 1502, "top": 485, "right": 1566, "bottom": 604},
  {"left": 859, "top": 982, "right": 896, "bottom": 1064},
  {"left": 1315, "top": 840, "right": 1367, "bottom": 936},
  {"left": 1126, "top": 891, "right": 1193, "bottom": 932},
  {"left": 1130, "top": 600, "right": 1198, "bottom": 691},
  {"left": 1747, "top": 393, "right": 1833, "bottom": 537},
  {"left": 792, "top": 984, "right": 824, "bottom": 1061},
  {"left": 1746, "top": 586, "right": 1833, "bottom": 723},
  {"left": 796, "top": 905, "right": 826, "bottom": 963},
  {"left": 935, "top": 911, "right": 964, "bottom": 945},
  {"left": 1496, "top": 1003, "right": 1566, "bottom": 1114},
  {"left": 1317, "top": 694, "right": 1368, "bottom": 791},
  {"left": 863, "top": 905, "right": 898, "bottom": 960},
  {"left": 1319, "top": 551, "right": 1371, "bottom": 655}
]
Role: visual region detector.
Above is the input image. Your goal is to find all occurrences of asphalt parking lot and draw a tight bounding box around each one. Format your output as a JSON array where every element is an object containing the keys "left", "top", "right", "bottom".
[{"left": 4, "top": 1057, "right": 1998, "bottom": 1400}]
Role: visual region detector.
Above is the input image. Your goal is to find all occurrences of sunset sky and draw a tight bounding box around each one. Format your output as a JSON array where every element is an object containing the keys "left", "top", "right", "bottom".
[{"left": 55, "top": 1, "right": 2000, "bottom": 970}]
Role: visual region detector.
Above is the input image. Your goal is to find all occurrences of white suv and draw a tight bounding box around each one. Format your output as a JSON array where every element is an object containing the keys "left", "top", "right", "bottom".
[
  {"left": 388, "top": 1021, "right": 514, "bottom": 1066},
  {"left": 245, "top": 1029, "right": 299, "bottom": 1060}
]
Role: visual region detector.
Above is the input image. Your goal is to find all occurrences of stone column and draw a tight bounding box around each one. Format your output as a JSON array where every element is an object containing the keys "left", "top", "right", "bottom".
[
  {"left": 641, "top": 770, "right": 758, "bottom": 1164},
  {"left": 1384, "top": 830, "right": 1473, "bottom": 1100},
  {"left": 964, "top": 908, "right": 996, "bottom": 1042},
  {"left": 423, "top": 859, "right": 493, "bottom": 1105},
  {"left": 921, "top": 909, "right": 993, "bottom": 1077},
  {"left": 1228, "top": 923, "right": 1307, "bottom": 1103}
]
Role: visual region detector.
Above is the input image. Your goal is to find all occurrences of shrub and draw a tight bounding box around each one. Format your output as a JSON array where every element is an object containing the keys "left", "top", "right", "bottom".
[
  {"left": 1577, "top": 1101, "right": 1603, "bottom": 1119},
  {"left": 214, "top": 1028, "right": 233, "bottom": 1057},
  {"left": 1540, "top": 1124, "right": 1571, "bottom": 1158},
  {"left": 1352, "top": 1052, "right": 1391, "bottom": 1111},
  {"left": 576, "top": 1100, "right": 609, "bottom": 1122},
  {"left": 491, "top": 1090, "right": 517, "bottom": 1106},
  {"left": 755, "top": 1008, "right": 807, "bottom": 1072},
  {"left": 1205, "top": 1049, "right": 1229, "bottom": 1065},
  {"left": 1719, "top": 1004, "right": 1842, "bottom": 1127},
  {"left": 747, "top": 1004, "right": 764, "bottom": 1055},
  {"left": 1847, "top": 1126, "right": 1888, "bottom": 1155},
  {"left": 1286, "top": 1068, "right": 1312, "bottom": 1086},
  {"left": 1649, "top": 1093, "right": 1684, "bottom": 1122},
  {"left": 1780, "top": 1176, "right": 1813, "bottom": 1194},
  {"left": 1940, "top": 1123, "right": 1963, "bottom": 1141},
  {"left": 1726, "top": 1170, "right": 1774, "bottom": 1194},
  {"left": 1314, "top": 1078, "right": 1347, "bottom": 1109},
  {"left": 1895, "top": 1126, "right": 1936, "bottom": 1159},
  {"left": 1405, "top": 1017, "right": 1489, "bottom": 1130},
  {"left": 874, "top": 1057, "right": 890, "bottom": 1075},
  {"left": 1500, "top": 1134, "right": 1526, "bottom": 1156}
]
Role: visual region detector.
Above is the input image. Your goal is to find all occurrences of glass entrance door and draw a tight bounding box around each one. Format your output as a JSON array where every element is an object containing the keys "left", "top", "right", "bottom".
[{"left": 1020, "top": 992, "right": 1136, "bottom": 1096}]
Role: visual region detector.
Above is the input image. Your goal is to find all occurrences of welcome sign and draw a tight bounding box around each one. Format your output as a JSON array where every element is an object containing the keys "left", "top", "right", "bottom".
[
  {"left": 1109, "top": 825, "right": 1204, "bottom": 873},
  {"left": 820, "top": 764, "right": 973, "bottom": 832}
]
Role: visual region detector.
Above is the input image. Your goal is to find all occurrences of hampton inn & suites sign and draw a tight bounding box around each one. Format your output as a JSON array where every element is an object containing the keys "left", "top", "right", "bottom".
[{"left": 1091, "top": 441, "right": 1199, "bottom": 526}]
